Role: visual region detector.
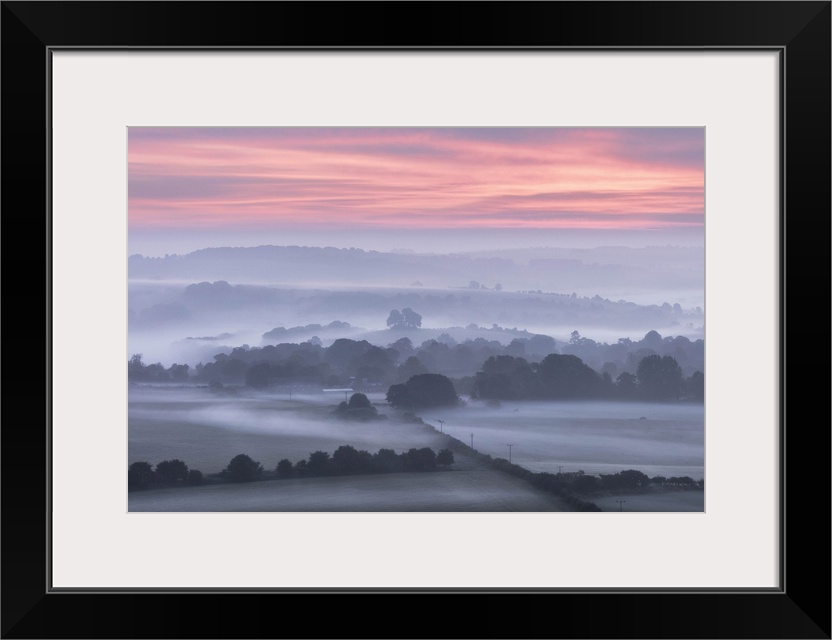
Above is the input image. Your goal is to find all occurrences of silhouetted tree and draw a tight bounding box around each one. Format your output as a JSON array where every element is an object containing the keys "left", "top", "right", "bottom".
[
  {"left": 128, "top": 461, "right": 155, "bottom": 490},
  {"left": 538, "top": 354, "right": 603, "bottom": 398},
  {"left": 373, "top": 448, "right": 401, "bottom": 473},
  {"left": 637, "top": 354, "right": 683, "bottom": 400},
  {"left": 187, "top": 469, "right": 203, "bottom": 485},
  {"left": 307, "top": 451, "right": 332, "bottom": 476},
  {"left": 386, "top": 308, "right": 422, "bottom": 329},
  {"left": 155, "top": 459, "right": 189, "bottom": 484},
  {"left": 386, "top": 383, "right": 411, "bottom": 407},
  {"left": 332, "top": 445, "right": 373, "bottom": 474},
  {"left": 436, "top": 449, "right": 455, "bottom": 467},
  {"left": 336, "top": 392, "right": 380, "bottom": 420},
  {"left": 615, "top": 372, "right": 638, "bottom": 400},
  {"left": 401, "top": 308, "right": 422, "bottom": 329},
  {"left": 245, "top": 362, "right": 270, "bottom": 389},
  {"left": 688, "top": 370, "right": 704, "bottom": 402},
  {"left": 348, "top": 393, "right": 371, "bottom": 409},
  {"left": 387, "top": 373, "right": 458, "bottom": 409},
  {"left": 276, "top": 459, "right": 294, "bottom": 478},
  {"left": 401, "top": 447, "right": 437, "bottom": 471},
  {"left": 386, "top": 309, "right": 404, "bottom": 329},
  {"left": 223, "top": 454, "right": 264, "bottom": 482}
]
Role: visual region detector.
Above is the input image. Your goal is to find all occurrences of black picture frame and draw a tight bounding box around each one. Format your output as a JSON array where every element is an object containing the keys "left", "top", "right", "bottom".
[{"left": 2, "top": 2, "right": 829, "bottom": 638}]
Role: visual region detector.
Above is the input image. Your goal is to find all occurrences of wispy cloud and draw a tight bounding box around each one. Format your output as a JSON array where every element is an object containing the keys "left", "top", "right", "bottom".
[{"left": 129, "top": 127, "right": 704, "bottom": 231}]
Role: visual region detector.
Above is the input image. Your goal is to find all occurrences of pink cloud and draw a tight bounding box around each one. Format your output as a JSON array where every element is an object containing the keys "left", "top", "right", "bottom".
[{"left": 129, "top": 128, "right": 703, "bottom": 231}]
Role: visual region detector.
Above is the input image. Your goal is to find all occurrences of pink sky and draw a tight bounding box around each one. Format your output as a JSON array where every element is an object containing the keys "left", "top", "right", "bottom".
[{"left": 128, "top": 128, "right": 703, "bottom": 232}]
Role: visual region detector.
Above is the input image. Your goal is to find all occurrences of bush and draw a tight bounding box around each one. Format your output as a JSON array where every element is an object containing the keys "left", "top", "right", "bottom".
[{"left": 187, "top": 469, "right": 203, "bottom": 485}]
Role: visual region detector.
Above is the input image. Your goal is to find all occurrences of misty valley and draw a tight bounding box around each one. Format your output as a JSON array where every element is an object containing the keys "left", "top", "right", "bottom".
[{"left": 128, "top": 244, "right": 705, "bottom": 513}]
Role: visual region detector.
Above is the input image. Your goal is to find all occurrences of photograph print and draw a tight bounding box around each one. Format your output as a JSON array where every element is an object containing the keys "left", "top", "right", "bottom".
[{"left": 127, "top": 127, "right": 705, "bottom": 513}]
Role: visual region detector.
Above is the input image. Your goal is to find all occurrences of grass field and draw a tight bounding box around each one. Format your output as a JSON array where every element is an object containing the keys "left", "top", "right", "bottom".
[
  {"left": 129, "top": 387, "right": 443, "bottom": 474},
  {"left": 129, "top": 386, "right": 703, "bottom": 512},
  {"left": 436, "top": 400, "right": 704, "bottom": 480}
]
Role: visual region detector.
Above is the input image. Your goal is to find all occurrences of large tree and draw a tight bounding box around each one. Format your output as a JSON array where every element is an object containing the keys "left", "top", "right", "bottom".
[
  {"left": 386, "top": 373, "right": 458, "bottom": 409},
  {"left": 537, "top": 353, "right": 603, "bottom": 399},
  {"left": 386, "top": 308, "right": 422, "bottom": 330},
  {"left": 636, "top": 354, "right": 684, "bottom": 400},
  {"left": 155, "top": 459, "right": 189, "bottom": 484},
  {"left": 223, "top": 454, "right": 264, "bottom": 482},
  {"left": 128, "top": 461, "right": 155, "bottom": 491},
  {"left": 472, "top": 355, "right": 538, "bottom": 399}
]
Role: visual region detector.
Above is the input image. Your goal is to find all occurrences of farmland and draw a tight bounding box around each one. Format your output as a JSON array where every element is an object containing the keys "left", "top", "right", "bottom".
[
  {"left": 129, "top": 386, "right": 703, "bottom": 512},
  {"left": 128, "top": 453, "right": 569, "bottom": 512},
  {"left": 129, "top": 386, "right": 441, "bottom": 474},
  {"left": 435, "top": 400, "right": 704, "bottom": 480}
]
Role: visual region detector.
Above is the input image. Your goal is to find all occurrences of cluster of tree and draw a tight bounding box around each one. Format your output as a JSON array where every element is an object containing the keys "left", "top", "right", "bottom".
[
  {"left": 277, "top": 445, "right": 454, "bottom": 479},
  {"left": 334, "top": 393, "right": 384, "bottom": 420},
  {"left": 128, "top": 330, "right": 702, "bottom": 398},
  {"left": 262, "top": 320, "right": 352, "bottom": 342},
  {"left": 553, "top": 469, "right": 704, "bottom": 494},
  {"left": 128, "top": 459, "right": 204, "bottom": 491},
  {"left": 128, "top": 354, "right": 191, "bottom": 383},
  {"left": 129, "top": 246, "right": 703, "bottom": 335},
  {"left": 387, "top": 334, "right": 559, "bottom": 380},
  {"left": 563, "top": 329, "right": 703, "bottom": 377},
  {"left": 129, "top": 446, "right": 456, "bottom": 490},
  {"left": 386, "top": 308, "right": 422, "bottom": 330},
  {"left": 465, "top": 280, "right": 502, "bottom": 291},
  {"left": 386, "top": 373, "right": 460, "bottom": 409},
  {"left": 470, "top": 353, "right": 703, "bottom": 402}
]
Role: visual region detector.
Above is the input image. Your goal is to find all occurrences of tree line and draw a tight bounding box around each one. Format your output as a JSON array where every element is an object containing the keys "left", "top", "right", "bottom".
[
  {"left": 128, "top": 445, "right": 455, "bottom": 491},
  {"left": 431, "top": 422, "right": 702, "bottom": 511},
  {"left": 468, "top": 353, "right": 703, "bottom": 402},
  {"left": 128, "top": 329, "right": 703, "bottom": 391}
]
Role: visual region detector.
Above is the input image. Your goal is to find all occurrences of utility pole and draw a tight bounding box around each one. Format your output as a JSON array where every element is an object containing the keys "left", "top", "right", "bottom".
[
  {"left": 506, "top": 443, "right": 515, "bottom": 463},
  {"left": 616, "top": 500, "right": 626, "bottom": 512},
  {"left": 470, "top": 433, "right": 474, "bottom": 449},
  {"left": 435, "top": 419, "right": 445, "bottom": 433},
  {"left": 557, "top": 465, "right": 563, "bottom": 475}
]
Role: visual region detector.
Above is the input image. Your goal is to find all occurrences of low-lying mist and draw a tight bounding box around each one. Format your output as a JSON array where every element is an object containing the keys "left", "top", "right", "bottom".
[
  {"left": 128, "top": 279, "right": 704, "bottom": 367},
  {"left": 129, "top": 387, "right": 704, "bottom": 482},
  {"left": 434, "top": 400, "right": 704, "bottom": 480},
  {"left": 129, "top": 387, "right": 440, "bottom": 474}
]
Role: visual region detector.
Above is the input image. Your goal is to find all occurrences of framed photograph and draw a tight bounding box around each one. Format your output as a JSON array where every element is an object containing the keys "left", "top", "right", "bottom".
[{"left": 3, "top": 2, "right": 829, "bottom": 638}]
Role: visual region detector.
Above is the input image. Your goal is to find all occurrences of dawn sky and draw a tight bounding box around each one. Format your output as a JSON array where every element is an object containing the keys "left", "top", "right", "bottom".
[{"left": 128, "top": 127, "right": 703, "bottom": 255}]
